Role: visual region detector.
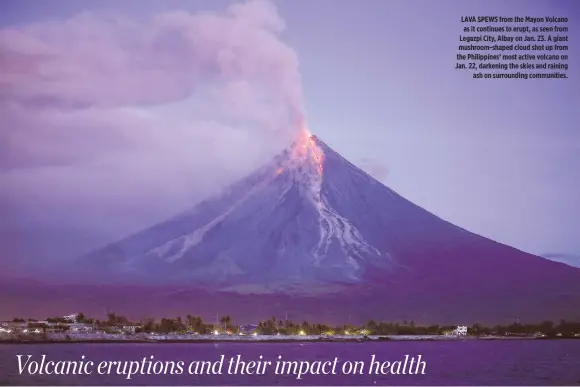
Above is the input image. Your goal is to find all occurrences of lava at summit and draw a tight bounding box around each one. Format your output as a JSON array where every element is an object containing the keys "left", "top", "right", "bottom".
[{"left": 290, "top": 127, "right": 325, "bottom": 176}]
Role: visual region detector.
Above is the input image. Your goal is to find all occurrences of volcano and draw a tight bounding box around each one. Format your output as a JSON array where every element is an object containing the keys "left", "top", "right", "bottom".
[
  {"left": 29, "top": 130, "right": 580, "bottom": 323},
  {"left": 80, "top": 131, "right": 407, "bottom": 291}
]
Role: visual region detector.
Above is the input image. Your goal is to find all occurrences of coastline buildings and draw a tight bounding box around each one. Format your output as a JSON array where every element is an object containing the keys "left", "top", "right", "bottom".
[
  {"left": 1, "top": 313, "right": 578, "bottom": 338},
  {"left": 0, "top": 313, "right": 99, "bottom": 334},
  {"left": 122, "top": 325, "right": 140, "bottom": 334},
  {"left": 442, "top": 325, "right": 468, "bottom": 336}
]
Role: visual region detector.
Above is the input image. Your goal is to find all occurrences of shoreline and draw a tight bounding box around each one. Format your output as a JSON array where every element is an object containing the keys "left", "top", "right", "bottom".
[{"left": 1, "top": 335, "right": 577, "bottom": 344}]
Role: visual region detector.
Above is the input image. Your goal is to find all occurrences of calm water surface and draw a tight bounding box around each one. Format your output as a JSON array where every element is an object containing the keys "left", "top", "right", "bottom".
[{"left": 0, "top": 340, "right": 579, "bottom": 385}]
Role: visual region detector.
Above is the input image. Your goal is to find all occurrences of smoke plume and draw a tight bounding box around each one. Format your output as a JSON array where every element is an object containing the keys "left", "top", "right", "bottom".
[{"left": 0, "top": 0, "right": 307, "bottom": 270}]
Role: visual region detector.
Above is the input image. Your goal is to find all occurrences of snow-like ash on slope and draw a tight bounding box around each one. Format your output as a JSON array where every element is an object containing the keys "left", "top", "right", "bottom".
[
  {"left": 146, "top": 171, "right": 277, "bottom": 264},
  {"left": 283, "top": 128, "right": 384, "bottom": 268}
]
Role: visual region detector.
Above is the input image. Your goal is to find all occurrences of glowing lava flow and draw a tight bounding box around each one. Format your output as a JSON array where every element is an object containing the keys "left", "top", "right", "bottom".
[
  {"left": 283, "top": 127, "right": 384, "bottom": 269},
  {"left": 290, "top": 127, "right": 325, "bottom": 176}
]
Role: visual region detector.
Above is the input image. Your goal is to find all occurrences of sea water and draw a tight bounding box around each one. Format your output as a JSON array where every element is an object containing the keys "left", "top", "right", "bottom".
[{"left": 0, "top": 340, "right": 579, "bottom": 385}]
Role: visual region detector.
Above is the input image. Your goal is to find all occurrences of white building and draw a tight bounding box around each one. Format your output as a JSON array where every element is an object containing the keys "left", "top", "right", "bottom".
[
  {"left": 122, "top": 325, "right": 140, "bottom": 334},
  {"left": 63, "top": 313, "right": 79, "bottom": 323},
  {"left": 68, "top": 323, "right": 94, "bottom": 333},
  {"left": 453, "top": 325, "right": 468, "bottom": 335}
]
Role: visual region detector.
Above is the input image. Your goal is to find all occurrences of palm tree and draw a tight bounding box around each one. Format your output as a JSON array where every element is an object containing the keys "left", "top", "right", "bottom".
[
  {"left": 107, "top": 312, "right": 117, "bottom": 326},
  {"left": 220, "top": 315, "right": 232, "bottom": 331}
]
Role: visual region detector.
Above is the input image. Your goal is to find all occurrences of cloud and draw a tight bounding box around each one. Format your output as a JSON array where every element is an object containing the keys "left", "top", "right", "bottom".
[
  {"left": 0, "top": 0, "right": 304, "bottom": 166},
  {"left": 358, "top": 158, "right": 389, "bottom": 181},
  {"left": 0, "top": 1, "right": 302, "bottom": 111},
  {"left": 0, "top": 0, "right": 306, "bottom": 265}
]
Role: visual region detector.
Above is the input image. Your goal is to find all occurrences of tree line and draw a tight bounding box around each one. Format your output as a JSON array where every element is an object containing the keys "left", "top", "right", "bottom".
[{"left": 9, "top": 313, "right": 580, "bottom": 337}]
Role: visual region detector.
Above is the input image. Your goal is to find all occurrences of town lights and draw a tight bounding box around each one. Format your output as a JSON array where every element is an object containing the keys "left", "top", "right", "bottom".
[
  {"left": 213, "top": 330, "right": 219, "bottom": 335},
  {"left": 299, "top": 330, "right": 306, "bottom": 335}
]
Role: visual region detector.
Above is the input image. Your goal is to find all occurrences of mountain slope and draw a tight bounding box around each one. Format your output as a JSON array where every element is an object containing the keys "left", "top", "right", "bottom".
[
  {"left": 78, "top": 132, "right": 402, "bottom": 290},
  {"left": 542, "top": 253, "right": 580, "bottom": 268},
  {"left": 52, "top": 130, "right": 580, "bottom": 322}
]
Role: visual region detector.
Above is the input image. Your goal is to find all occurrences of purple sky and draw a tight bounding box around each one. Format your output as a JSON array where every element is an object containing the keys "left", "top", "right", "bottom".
[{"left": 0, "top": 0, "right": 578, "bottom": 274}]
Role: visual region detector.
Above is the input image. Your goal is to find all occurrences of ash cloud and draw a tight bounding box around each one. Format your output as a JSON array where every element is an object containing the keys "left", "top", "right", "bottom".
[{"left": 0, "top": 0, "right": 306, "bottom": 270}]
